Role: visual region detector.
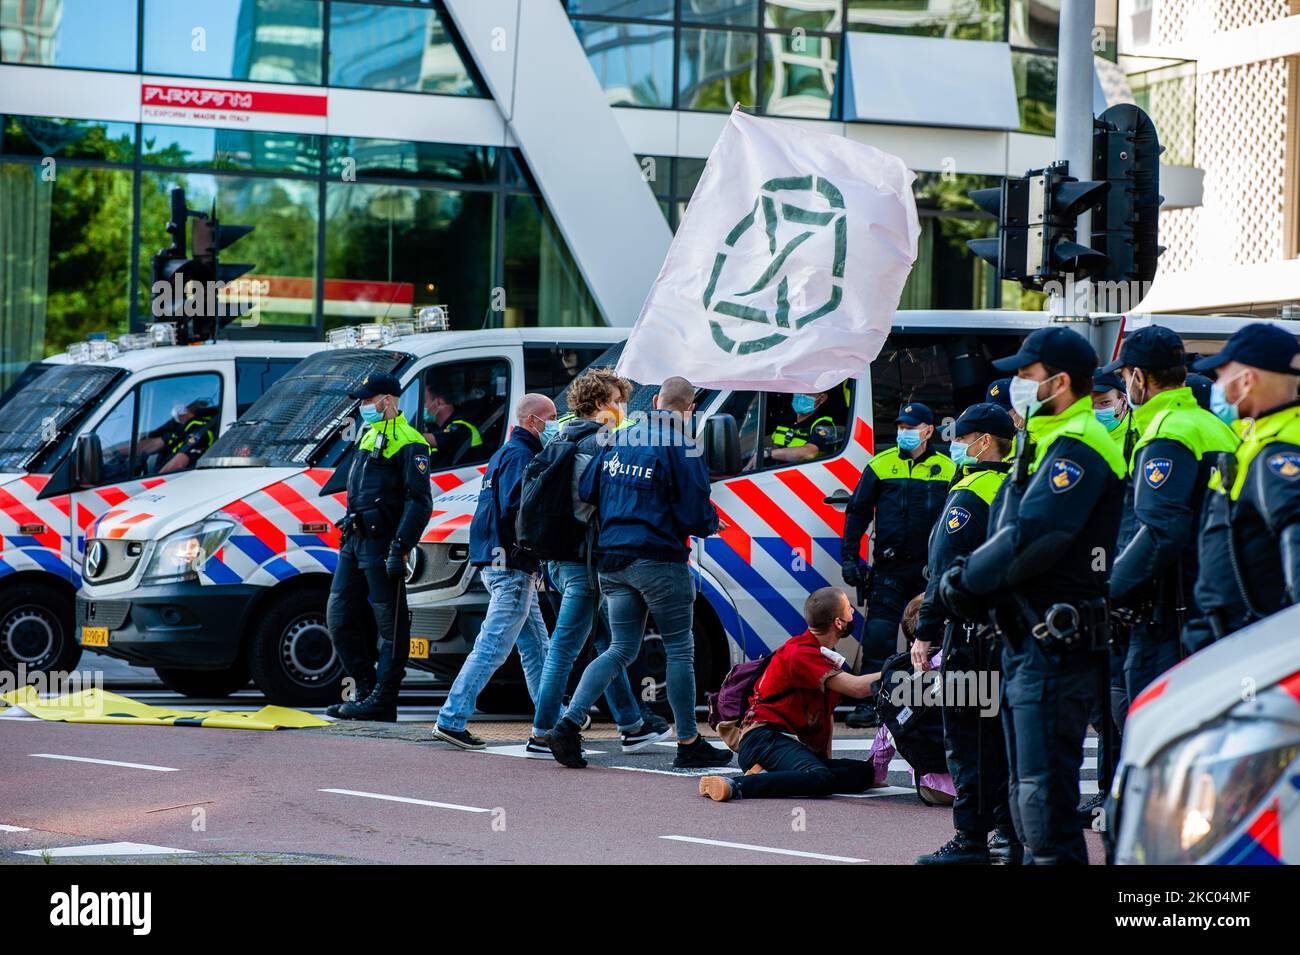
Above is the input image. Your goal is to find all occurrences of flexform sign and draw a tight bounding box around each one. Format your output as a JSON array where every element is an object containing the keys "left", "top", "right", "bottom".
[{"left": 140, "top": 79, "right": 327, "bottom": 134}]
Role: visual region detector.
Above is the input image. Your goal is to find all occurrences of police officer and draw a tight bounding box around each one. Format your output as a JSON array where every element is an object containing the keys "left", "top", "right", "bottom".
[
  {"left": 1187, "top": 323, "right": 1300, "bottom": 648},
  {"left": 1093, "top": 370, "right": 1136, "bottom": 455},
  {"left": 325, "top": 373, "right": 433, "bottom": 722},
  {"left": 1104, "top": 326, "right": 1237, "bottom": 698},
  {"left": 422, "top": 385, "right": 482, "bottom": 464},
  {"left": 768, "top": 390, "right": 836, "bottom": 463},
  {"left": 134, "top": 400, "right": 218, "bottom": 474},
  {"left": 938, "top": 326, "right": 1126, "bottom": 865},
  {"left": 913, "top": 403, "right": 1021, "bottom": 866},
  {"left": 841, "top": 402, "right": 955, "bottom": 727}
]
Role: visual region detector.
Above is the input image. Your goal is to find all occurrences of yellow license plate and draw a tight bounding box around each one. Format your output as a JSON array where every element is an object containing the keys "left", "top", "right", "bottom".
[
  {"left": 409, "top": 637, "right": 429, "bottom": 659},
  {"left": 81, "top": 626, "right": 109, "bottom": 647}
]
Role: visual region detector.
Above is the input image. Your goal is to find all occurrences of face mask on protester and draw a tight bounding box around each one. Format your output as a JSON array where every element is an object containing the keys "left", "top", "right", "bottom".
[{"left": 538, "top": 418, "right": 561, "bottom": 446}]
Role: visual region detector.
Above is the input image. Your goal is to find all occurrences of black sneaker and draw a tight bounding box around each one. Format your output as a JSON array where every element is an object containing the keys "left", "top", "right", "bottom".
[
  {"left": 916, "top": 832, "right": 990, "bottom": 865},
  {"left": 1078, "top": 791, "right": 1107, "bottom": 829},
  {"left": 330, "top": 685, "right": 397, "bottom": 722},
  {"left": 989, "top": 829, "right": 1024, "bottom": 865},
  {"left": 545, "top": 717, "right": 587, "bottom": 768},
  {"left": 524, "top": 736, "right": 553, "bottom": 759},
  {"left": 845, "top": 701, "right": 877, "bottom": 729},
  {"left": 431, "top": 725, "right": 486, "bottom": 750},
  {"left": 621, "top": 713, "right": 672, "bottom": 754},
  {"left": 673, "top": 736, "right": 733, "bottom": 769}
]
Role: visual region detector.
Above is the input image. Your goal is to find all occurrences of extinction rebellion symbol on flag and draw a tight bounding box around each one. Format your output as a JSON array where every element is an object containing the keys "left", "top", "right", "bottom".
[{"left": 703, "top": 175, "right": 847, "bottom": 356}]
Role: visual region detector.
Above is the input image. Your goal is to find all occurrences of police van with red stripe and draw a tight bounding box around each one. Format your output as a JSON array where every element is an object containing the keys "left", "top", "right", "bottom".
[
  {"left": 404, "top": 311, "right": 1299, "bottom": 711},
  {"left": 0, "top": 326, "right": 321, "bottom": 682},
  {"left": 77, "top": 316, "right": 626, "bottom": 703}
]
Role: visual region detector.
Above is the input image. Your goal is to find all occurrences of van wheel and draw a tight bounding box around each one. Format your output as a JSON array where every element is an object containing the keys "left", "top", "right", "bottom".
[
  {"left": 154, "top": 663, "right": 249, "bottom": 699},
  {"left": 247, "top": 590, "right": 343, "bottom": 706},
  {"left": 0, "top": 581, "right": 79, "bottom": 675}
]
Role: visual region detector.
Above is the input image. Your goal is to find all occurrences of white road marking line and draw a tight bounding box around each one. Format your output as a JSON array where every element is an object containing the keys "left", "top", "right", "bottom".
[
  {"left": 16, "top": 842, "right": 193, "bottom": 858},
  {"left": 661, "top": 835, "right": 866, "bottom": 863},
  {"left": 31, "top": 753, "right": 179, "bottom": 772},
  {"left": 0, "top": 824, "right": 31, "bottom": 832},
  {"left": 482, "top": 743, "right": 606, "bottom": 758},
  {"left": 319, "top": 788, "right": 491, "bottom": 814},
  {"left": 610, "top": 765, "right": 741, "bottom": 776},
  {"left": 834, "top": 786, "right": 916, "bottom": 798}
]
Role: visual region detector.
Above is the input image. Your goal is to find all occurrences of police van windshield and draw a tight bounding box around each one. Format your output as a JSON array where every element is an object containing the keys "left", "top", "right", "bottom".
[
  {"left": 0, "top": 363, "right": 124, "bottom": 472},
  {"left": 201, "top": 349, "right": 408, "bottom": 468}
]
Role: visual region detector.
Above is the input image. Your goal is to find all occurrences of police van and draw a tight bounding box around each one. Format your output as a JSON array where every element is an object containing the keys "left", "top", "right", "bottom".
[
  {"left": 76, "top": 319, "right": 626, "bottom": 703},
  {"left": 0, "top": 327, "right": 321, "bottom": 681},
  {"left": 403, "top": 310, "right": 1300, "bottom": 708}
]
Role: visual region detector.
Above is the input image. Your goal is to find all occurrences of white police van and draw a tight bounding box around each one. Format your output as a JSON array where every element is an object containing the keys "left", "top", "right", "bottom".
[
  {"left": 77, "top": 317, "right": 626, "bottom": 703},
  {"left": 0, "top": 326, "right": 321, "bottom": 680},
  {"left": 403, "top": 310, "right": 1300, "bottom": 710}
]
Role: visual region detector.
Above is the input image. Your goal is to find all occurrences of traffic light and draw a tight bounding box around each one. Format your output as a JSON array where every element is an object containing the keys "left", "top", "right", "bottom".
[
  {"left": 1091, "top": 103, "right": 1165, "bottom": 293},
  {"left": 150, "top": 188, "right": 256, "bottom": 343},
  {"left": 967, "top": 163, "right": 1107, "bottom": 290}
]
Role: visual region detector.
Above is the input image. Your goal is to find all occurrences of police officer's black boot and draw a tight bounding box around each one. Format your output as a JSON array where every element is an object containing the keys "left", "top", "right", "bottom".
[
  {"left": 325, "top": 672, "right": 375, "bottom": 719},
  {"left": 988, "top": 828, "right": 1024, "bottom": 865},
  {"left": 916, "top": 831, "right": 990, "bottom": 865},
  {"left": 845, "top": 700, "right": 876, "bottom": 729},
  {"left": 331, "top": 680, "right": 398, "bottom": 722}
]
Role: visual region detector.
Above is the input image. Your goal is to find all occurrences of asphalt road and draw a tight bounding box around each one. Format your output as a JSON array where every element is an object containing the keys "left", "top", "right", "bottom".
[{"left": 0, "top": 691, "right": 1104, "bottom": 865}]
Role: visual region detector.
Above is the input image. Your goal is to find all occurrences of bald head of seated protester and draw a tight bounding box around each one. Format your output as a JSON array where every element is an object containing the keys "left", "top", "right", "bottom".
[{"left": 698, "top": 587, "right": 881, "bottom": 802}]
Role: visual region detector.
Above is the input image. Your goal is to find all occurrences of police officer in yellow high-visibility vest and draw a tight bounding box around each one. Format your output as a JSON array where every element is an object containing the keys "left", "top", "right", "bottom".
[
  {"left": 326, "top": 373, "right": 433, "bottom": 722},
  {"left": 768, "top": 390, "right": 836, "bottom": 464},
  {"left": 1188, "top": 323, "right": 1300, "bottom": 649},
  {"left": 422, "top": 385, "right": 482, "bottom": 464}
]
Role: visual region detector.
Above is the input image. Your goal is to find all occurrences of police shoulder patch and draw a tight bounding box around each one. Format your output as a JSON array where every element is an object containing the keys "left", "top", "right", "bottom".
[
  {"left": 414, "top": 454, "right": 429, "bottom": 474},
  {"left": 1268, "top": 452, "right": 1300, "bottom": 481},
  {"left": 1143, "top": 457, "right": 1173, "bottom": 489},
  {"left": 945, "top": 506, "right": 971, "bottom": 533},
  {"left": 1048, "top": 458, "right": 1083, "bottom": 493}
]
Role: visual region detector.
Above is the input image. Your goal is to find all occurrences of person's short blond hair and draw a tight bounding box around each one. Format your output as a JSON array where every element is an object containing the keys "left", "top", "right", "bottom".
[{"left": 567, "top": 367, "right": 631, "bottom": 419}]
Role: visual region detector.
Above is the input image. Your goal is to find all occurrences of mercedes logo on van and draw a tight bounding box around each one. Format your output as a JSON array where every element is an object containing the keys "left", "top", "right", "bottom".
[{"left": 86, "top": 541, "right": 107, "bottom": 580}]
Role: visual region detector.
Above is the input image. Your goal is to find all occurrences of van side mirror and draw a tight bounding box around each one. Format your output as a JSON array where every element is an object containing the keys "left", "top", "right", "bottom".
[
  {"left": 703, "top": 413, "right": 740, "bottom": 476},
  {"left": 71, "top": 434, "right": 102, "bottom": 489}
]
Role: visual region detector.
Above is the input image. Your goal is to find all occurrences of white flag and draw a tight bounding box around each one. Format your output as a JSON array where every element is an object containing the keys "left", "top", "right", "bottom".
[{"left": 617, "top": 109, "right": 920, "bottom": 393}]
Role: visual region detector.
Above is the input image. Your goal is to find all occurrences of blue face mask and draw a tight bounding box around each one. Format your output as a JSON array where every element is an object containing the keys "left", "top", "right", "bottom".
[
  {"left": 539, "top": 419, "right": 561, "bottom": 446},
  {"left": 359, "top": 403, "right": 383, "bottom": 425},
  {"left": 792, "top": 394, "right": 816, "bottom": 416},
  {"left": 949, "top": 441, "right": 972, "bottom": 466},
  {"left": 897, "top": 429, "right": 922, "bottom": 452},
  {"left": 1095, "top": 407, "right": 1122, "bottom": 432},
  {"left": 1210, "top": 382, "right": 1239, "bottom": 425}
]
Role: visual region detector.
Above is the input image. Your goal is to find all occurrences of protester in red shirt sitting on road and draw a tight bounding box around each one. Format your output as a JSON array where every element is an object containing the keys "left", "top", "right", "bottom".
[{"left": 698, "top": 586, "right": 881, "bottom": 801}]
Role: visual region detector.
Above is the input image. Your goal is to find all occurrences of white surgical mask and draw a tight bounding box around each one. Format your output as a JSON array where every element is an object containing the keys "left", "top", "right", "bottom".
[{"left": 1010, "top": 374, "right": 1058, "bottom": 420}]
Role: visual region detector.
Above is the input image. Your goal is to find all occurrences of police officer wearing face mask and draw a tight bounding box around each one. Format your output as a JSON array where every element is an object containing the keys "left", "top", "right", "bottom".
[
  {"left": 1186, "top": 324, "right": 1300, "bottom": 650},
  {"left": 937, "top": 326, "right": 1126, "bottom": 865},
  {"left": 325, "top": 373, "right": 433, "bottom": 721},
  {"left": 1104, "top": 327, "right": 1238, "bottom": 692},
  {"left": 841, "top": 402, "right": 955, "bottom": 727},
  {"left": 1092, "top": 370, "right": 1136, "bottom": 456},
  {"left": 913, "top": 403, "right": 1022, "bottom": 866},
  {"left": 769, "top": 390, "right": 836, "bottom": 463}
]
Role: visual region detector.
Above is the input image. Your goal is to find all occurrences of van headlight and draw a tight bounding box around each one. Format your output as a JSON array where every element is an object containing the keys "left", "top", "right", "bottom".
[
  {"left": 141, "top": 519, "right": 235, "bottom": 583},
  {"left": 1114, "top": 712, "right": 1300, "bottom": 865}
]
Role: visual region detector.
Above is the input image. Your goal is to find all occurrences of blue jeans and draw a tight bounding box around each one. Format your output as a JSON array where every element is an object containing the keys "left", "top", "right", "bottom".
[
  {"left": 564, "top": 560, "right": 697, "bottom": 742},
  {"left": 437, "top": 567, "right": 548, "bottom": 733},
  {"left": 532, "top": 561, "right": 643, "bottom": 737}
]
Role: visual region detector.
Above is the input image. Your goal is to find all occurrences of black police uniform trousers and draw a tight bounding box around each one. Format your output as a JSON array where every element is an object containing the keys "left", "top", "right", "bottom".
[
  {"left": 940, "top": 625, "right": 1013, "bottom": 838},
  {"left": 1124, "top": 613, "right": 1180, "bottom": 708},
  {"left": 862, "top": 559, "right": 925, "bottom": 673},
  {"left": 999, "top": 633, "right": 1100, "bottom": 865},
  {"left": 326, "top": 533, "right": 410, "bottom": 692}
]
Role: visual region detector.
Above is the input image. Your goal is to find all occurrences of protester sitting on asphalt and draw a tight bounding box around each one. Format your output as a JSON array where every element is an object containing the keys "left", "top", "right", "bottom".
[
  {"left": 545, "top": 375, "right": 732, "bottom": 770},
  {"left": 698, "top": 587, "right": 881, "bottom": 801},
  {"left": 527, "top": 367, "right": 671, "bottom": 756},
  {"left": 432, "top": 393, "right": 557, "bottom": 751}
]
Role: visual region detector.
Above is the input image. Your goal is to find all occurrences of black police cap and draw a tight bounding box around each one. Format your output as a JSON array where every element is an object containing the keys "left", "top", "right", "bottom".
[
  {"left": 348, "top": 372, "right": 402, "bottom": 399},
  {"left": 1185, "top": 373, "right": 1214, "bottom": 410},
  {"left": 993, "top": 326, "right": 1099, "bottom": 388},
  {"left": 953, "top": 402, "right": 1015, "bottom": 440},
  {"left": 1099, "top": 325, "right": 1186, "bottom": 374},
  {"left": 896, "top": 402, "right": 933, "bottom": 426},
  {"left": 984, "top": 378, "right": 1013, "bottom": 410},
  {"left": 1092, "top": 370, "right": 1126, "bottom": 394},
  {"left": 1193, "top": 322, "right": 1300, "bottom": 375}
]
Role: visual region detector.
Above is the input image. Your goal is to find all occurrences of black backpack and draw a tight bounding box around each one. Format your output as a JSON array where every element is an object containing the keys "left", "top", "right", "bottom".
[
  {"left": 875, "top": 649, "right": 949, "bottom": 778},
  {"left": 515, "top": 436, "right": 588, "bottom": 561}
]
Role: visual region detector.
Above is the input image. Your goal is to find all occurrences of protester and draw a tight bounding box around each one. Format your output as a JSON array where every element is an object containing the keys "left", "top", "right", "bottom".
[
  {"left": 697, "top": 587, "right": 879, "bottom": 801},
  {"left": 432, "top": 393, "right": 556, "bottom": 750},
  {"left": 545, "top": 376, "right": 731, "bottom": 769}
]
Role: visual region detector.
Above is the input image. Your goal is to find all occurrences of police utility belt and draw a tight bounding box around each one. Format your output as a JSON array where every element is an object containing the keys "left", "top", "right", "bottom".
[
  {"left": 1003, "top": 595, "right": 1110, "bottom": 654},
  {"left": 337, "top": 507, "right": 392, "bottom": 541}
]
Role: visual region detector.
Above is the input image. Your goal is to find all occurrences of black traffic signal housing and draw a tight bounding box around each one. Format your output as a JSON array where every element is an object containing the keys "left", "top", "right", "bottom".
[
  {"left": 1091, "top": 103, "right": 1165, "bottom": 294},
  {"left": 149, "top": 188, "right": 256, "bottom": 343}
]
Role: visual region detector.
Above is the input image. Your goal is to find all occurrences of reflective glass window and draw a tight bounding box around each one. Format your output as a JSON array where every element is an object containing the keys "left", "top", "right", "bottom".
[
  {"left": 142, "top": 125, "right": 322, "bottom": 175},
  {"left": 329, "top": 1, "right": 483, "bottom": 95},
  {"left": 846, "top": 0, "right": 1005, "bottom": 41},
  {"left": 761, "top": 30, "right": 838, "bottom": 119},
  {"left": 143, "top": 0, "right": 323, "bottom": 85},
  {"left": 567, "top": 0, "right": 674, "bottom": 18},
  {"left": 2, "top": 115, "right": 135, "bottom": 163},
  {"left": 573, "top": 18, "right": 675, "bottom": 108},
  {"left": 764, "top": 0, "right": 842, "bottom": 32},
  {"left": 326, "top": 137, "right": 496, "bottom": 183},
  {"left": 1012, "top": 50, "right": 1055, "bottom": 135},
  {"left": 678, "top": 28, "right": 758, "bottom": 111},
  {"left": 504, "top": 193, "right": 601, "bottom": 327},
  {"left": 0, "top": 0, "right": 138, "bottom": 71},
  {"left": 681, "top": 0, "right": 760, "bottom": 27}
]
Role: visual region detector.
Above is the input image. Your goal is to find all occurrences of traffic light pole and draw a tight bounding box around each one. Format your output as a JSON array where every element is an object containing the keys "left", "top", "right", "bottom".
[{"left": 1052, "top": 0, "right": 1096, "bottom": 321}]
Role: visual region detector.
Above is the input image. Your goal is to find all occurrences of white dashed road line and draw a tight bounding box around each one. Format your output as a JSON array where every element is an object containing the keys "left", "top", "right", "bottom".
[
  {"left": 319, "top": 788, "right": 492, "bottom": 814},
  {"left": 31, "top": 753, "right": 180, "bottom": 772},
  {"left": 661, "top": 835, "right": 866, "bottom": 863},
  {"left": 0, "top": 824, "right": 31, "bottom": 832},
  {"left": 16, "top": 842, "right": 193, "bottom": 858}
]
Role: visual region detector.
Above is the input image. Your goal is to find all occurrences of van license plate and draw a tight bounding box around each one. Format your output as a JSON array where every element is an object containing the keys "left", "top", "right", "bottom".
[
  {"left": 409, "top": 637, "right": 429, "bottom": 659},
  {"left": 81, "top": 627, "right": 109, "bottom": 647}
]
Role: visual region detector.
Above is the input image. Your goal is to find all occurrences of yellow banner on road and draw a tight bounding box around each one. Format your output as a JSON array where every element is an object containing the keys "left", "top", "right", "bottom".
[{"left": 0, "top": 686, "right": 329, "bottom": 730}]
